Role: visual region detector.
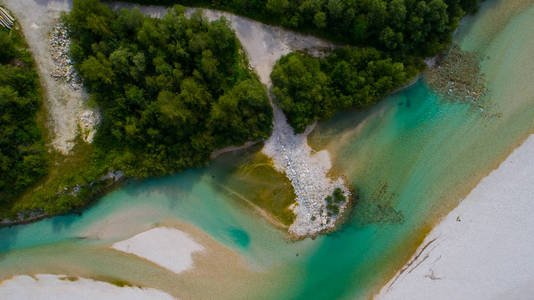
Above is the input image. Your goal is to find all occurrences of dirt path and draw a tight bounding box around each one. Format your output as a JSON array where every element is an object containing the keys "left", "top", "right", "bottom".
[{"left": 1, "top": 0, "right": 99, "bottom": 154}]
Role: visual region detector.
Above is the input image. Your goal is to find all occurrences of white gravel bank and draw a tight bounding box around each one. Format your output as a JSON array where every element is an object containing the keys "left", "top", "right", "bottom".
[
  {"left": 376, "top": 134, "right": 534, "bottom": 300},
  {"left": 8, "top": 0, "right": 351, "bottom": 237},
  {"left": 0, "top": 274, "right": 176, "bottom": 300},
  {"left": 112, "top": 227, "right": 204, "bottom": 274}
]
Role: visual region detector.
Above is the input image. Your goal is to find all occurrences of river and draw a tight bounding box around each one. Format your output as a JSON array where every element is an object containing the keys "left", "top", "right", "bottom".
[{"left": 1, "top": 0, "right": 534, "bottom": 299}]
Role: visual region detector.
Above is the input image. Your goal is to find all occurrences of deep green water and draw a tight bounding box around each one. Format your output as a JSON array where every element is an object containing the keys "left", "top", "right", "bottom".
[{"left": 2, "top": 1, "right": 534, "bottom": 299}]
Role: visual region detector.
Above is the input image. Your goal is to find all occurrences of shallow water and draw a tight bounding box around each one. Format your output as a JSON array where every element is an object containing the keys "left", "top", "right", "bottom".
[{"left": 2, "top": 0, "right": 534, "bottom": 299}]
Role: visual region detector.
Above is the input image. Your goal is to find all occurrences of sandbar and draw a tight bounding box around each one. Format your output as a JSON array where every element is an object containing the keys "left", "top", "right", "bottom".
[
  {"left": 111, "top": 227, "right": 204, "bottom": 274},
  {"left": 377, "top": 134, "right": 534, "bottom": 299},
  {"left": 0, "top": 274, "right": 175, "bottom": 299}
]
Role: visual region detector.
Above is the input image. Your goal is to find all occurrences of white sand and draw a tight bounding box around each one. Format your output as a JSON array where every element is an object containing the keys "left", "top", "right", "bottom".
[
  {"left": 112, "top": 227, "right": 204, "bottom": 274},
  {"left": 0, "top": 274, "right": 175, "bottom": 300},
  {"left": 376, "top": 134, "right": 534, "bottom": 300}
]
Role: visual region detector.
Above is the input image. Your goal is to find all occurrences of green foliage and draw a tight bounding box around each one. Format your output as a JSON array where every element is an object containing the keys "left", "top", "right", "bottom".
[
  {"left": 65, "top": 0, "right": 272, "bottom": 178},
  {"left": 271, "top": 52, "right": 329, "bottom": 132},
  {"left": 333, "top": 187, "right": 345, "bottom": 203},
  {"left": 325, "top": 187, "right": 345, "bottom": 216},
  {"left": 126, "top": 0, "right": 482, "bottom": 56},
  {"left": 272, "top": 48, "right": 423, "bottom": 132},
  {"left": 0, "top": 29, "right": 48, "bottom": 206}
]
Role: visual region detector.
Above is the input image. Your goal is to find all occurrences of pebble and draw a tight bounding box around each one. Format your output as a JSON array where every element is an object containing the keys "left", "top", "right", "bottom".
[
  {"left": 263, "top": 106, "right": 351, "bottom": 238},
  {"left": 49, "top": 23, "right": 82, "bottom": 90}
]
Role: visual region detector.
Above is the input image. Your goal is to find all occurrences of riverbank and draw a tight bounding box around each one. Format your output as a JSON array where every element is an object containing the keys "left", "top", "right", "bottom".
[
  {"left": 0, "top": 274, "right": 175, "bottom": 300},
  {"left": 376, "top": 133, "right": 534, "bottom": 299}
]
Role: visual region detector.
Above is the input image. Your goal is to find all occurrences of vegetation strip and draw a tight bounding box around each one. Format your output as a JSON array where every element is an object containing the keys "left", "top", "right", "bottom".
[{"left": 0, "top": 12, "right": 48, "bottom": 215}]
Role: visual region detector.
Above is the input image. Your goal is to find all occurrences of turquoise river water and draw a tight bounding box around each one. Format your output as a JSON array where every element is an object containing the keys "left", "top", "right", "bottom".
[{"left": 1, "top": 0, "right": 534, "bottom": 299}]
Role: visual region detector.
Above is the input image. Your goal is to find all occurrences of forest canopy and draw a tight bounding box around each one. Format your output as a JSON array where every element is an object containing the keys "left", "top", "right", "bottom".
[
  {"left": 271, "top": 49, "right": 422, "bottom": 132},
  {"left": 0, "top": 29, "right": 48, "bottom": 205},
  {"left": 128, "top": 0, "right": 482, "bottom": 56},
  {"left": 65, "top": 0, "right": 273, "bottom": 177},
  {"left": 121, "top": 0, "right": 482, "bottom": 133}
]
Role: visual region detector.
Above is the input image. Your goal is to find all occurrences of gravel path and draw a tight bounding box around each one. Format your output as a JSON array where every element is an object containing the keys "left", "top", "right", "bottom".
[{"left": 1, "top": 0, "right": 99, "bottom": 154}]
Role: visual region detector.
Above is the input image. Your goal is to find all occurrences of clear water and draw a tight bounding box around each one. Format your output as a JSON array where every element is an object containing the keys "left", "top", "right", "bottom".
[{"left": 1, "top": 0, "right": 534, "bottom": 299}]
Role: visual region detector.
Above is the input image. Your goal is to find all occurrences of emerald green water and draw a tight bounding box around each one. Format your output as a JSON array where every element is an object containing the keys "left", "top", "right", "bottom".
[{"left": 2, "top": 1, "right": 534, "bottom": 299}]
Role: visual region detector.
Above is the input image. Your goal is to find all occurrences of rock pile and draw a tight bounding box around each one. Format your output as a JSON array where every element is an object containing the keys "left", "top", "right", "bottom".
[
  {"left": 49, "top": 23, "right": 82, "bottom": 90},
  {"left": 425, "top": 45, "right": 486, "bottom": 104},
  {"left": 263, "top": 105, "right": 351, "bottom": 238},
  {"left": 50, "top": 23, "right": 101, "bottom": 144},
  {"left": 79, "top": 110, "right": 101, "bottom": 143}
]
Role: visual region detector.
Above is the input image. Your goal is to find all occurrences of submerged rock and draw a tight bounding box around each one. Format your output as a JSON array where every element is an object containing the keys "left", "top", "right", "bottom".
[{"left": 425, "top": 45, "right": 487, "bottom": 103}]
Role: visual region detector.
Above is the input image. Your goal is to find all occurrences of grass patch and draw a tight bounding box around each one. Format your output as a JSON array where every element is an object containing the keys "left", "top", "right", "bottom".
[
  {"left": 214, "top": 146, "right": 296, "bottom": 226},
  {"left": 5, "top": 136, "right": 112, "bottom": 218}
]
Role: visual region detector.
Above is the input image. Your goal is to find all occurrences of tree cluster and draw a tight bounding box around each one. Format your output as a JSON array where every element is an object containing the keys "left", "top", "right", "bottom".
[
  {"left": 123, "top": 0, "right": 481, "bottom": 134},
  {"left": 0, "top": 29, "right": 48, "bottom": 204},
  {"left": 271, "top": 48, "right": 422, "bottom": 132},
  {"left": 133, "top": 0, "right": 481, "bottom": 56},
  {"left": 65, "top": 0, "right": 273, "bottom": 177}
]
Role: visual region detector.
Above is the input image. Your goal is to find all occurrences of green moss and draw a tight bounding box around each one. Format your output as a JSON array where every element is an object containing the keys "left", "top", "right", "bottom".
[
  {"left": 333, "top": 188, "right": 345, "bottom": 203},
  {"left": 3, "top": 137, "right": 111, "bottom": 218},
  {"left": 215, "top": 147, "right": 296, "bottom": 226}
]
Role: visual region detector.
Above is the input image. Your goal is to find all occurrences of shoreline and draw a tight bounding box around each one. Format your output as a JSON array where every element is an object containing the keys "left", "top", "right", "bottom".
[
  {"left": 0, "top": 175, "right": 125, "bottom": 227},
  {"left": 368, "top": 124, "right": 534, "bottom": 299},
  {"left": 376, "top": 133, "right": 534, "bottom": 299},
  {"left": 0, "top": 274, "right": 175, "bottom": 300}
]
